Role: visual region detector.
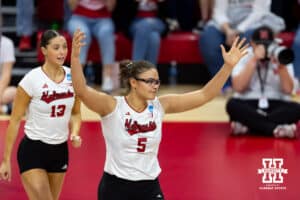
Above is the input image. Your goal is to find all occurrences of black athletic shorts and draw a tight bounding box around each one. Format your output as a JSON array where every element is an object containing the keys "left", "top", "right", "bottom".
[
  {"left": 17, "top": 135, "right": 69, "bottom": 174},
  {"left": 98, "top": 172, "right": 164, "bottom": 200}
]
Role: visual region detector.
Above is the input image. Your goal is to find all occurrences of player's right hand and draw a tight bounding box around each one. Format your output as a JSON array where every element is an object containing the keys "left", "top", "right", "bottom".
[{"left": 0, "top": 161, "right": 12, "bottom": 182}]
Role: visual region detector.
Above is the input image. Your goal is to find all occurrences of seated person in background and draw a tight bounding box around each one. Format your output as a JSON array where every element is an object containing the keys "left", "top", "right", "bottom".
[
  {"left": 125, "top": 0, "right": 171, "bottom": 66},
  {"left": 193, "top": 0, "right": 214, "bottom": 33},
  {"left": 0, "top": 35, "right": 17, "bottom": 114},
  {"left": 67, "top": 0, "right": 117, "bottom": 92},
  {"left": 16, "top": 0, "right": 34, "bottom": 51},
  {"left": 226, "top": 26, "right": 300, "bottom": 138},
  {"left": 292, "top": 0, "right": 300, "bottom": 91},
  {"left": 199, "top": 0, "right": 285, "bottom": 90}
]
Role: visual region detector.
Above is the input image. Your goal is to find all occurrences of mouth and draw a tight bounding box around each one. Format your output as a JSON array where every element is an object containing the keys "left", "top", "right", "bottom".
[{"left": 57, "top": 57, "right": 65, "bottom": 62}]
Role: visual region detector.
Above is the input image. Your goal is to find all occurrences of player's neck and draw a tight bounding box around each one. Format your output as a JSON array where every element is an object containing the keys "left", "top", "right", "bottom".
[
  {"left": 125, "top": 94, "right": 147, "bottom": 112},
  {"left": 42, "top": 63, "right": 65, "bottom": 82}
]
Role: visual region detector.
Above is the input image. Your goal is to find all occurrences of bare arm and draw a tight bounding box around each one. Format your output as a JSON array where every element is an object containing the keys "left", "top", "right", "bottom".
[
  {"left": 232, "top": 44, "right": 265, "bottom": 92},
  {"left": 0, "top": 62, "right": 14, "bottom": 104},
  {"left": 71, "top": 29, "right": 116, "bottom": 117},
  {"left": 277, "top": 64, "right": 294, "bottom": 94},
  {"left": 231, "top": 56, "right": 257, "bottom": 92},
  {"left": 105, "top": 0, "right": 116, "bottom": 12},
  {"left": 70, "top": 96, "right": 82, "bottom": 148},
  {"left": 68, "top": 0, "right": 79, "bottom": 11},
  {"left": 160, "top": 37, "right": 248, "bottom": 113},
  {"left": 0, "top": 86, "right": 30, "bottom": 181}
]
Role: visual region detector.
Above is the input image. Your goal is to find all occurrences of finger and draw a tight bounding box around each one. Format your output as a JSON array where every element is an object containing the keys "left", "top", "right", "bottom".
[
  {"left": 232, "top": 36, "right": 240, "bottom": 48},
  {"left": 237, "top": 37, "right": 246, "bottom": 49},
  {"left": 220, "top": 44, "right": 226, "bottom": 56},
  {"left": 241, "top": 49, "right": 248, "bottom": 57},
  {"left": 239, "top": 43, "right": 249, "bottom": 53}
]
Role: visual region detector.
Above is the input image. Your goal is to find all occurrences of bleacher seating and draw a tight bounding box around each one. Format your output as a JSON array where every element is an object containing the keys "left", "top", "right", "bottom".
[
  {"left": 36, "top": 31, "right": 295, "bottom": 65},
  {"left": 37, "top": 31, "right": 203, "bottom": 64}
]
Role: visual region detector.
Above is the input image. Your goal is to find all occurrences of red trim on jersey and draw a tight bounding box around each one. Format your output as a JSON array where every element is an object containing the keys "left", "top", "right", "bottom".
[
  {"left": 74, "top": 5, "right": 111, "bottom": 18},
  {"left": 137, "top": 11, "right": 157, "bottom": 18},
  {"left": 124, "top": 96, "right": 147, "bottom": 113}
]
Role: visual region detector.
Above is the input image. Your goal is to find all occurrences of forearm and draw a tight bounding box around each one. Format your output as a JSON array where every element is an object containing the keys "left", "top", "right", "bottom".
[
  {"left": 105, "top": 0, "right": 116, "bottom": 11},
  {"left": 277, "top": 66, "right": 294, "bottom": 93},
  {"left": 68, "top": 0, "right": 78, "bottom": 10},
  {"left": 0, "top": 72, "right": 12, "bottom": 103},
  {"left": 166, "top": 63, "right": 233, "bottom": 112},
  {"left": 201, "top": 64, "right": 232, "bottom": 100},
  {"left": 232, "top": 57, "right": 257, "bottom": 92},
  {"left": 2, "top": 118, "right": 22, "bottom": 162},
  {"left": 221, "top": 23, "right": 233, "bottom": 34},
  {"left": 70, "top": 113, "right": 81, "bottom": 136},
  {"left": 70, "top": 55, "right": 88, "bottom": 98}
]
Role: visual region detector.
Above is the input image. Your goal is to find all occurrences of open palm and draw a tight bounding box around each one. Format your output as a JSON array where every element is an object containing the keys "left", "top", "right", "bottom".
[
  {"left": 221, "top": 37, "right": 248, "bottom": 68},
  {"left": 71, "top": 29, "right": 86, "bottom": 58}
]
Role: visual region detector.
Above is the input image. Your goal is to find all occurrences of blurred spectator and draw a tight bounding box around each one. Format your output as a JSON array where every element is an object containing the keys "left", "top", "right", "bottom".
[
  {"left": 0, "top": 35, "right": 17, "bottom": 114},
  {"left": 271, "top": 0, "right": 298, "bottom": 31},
  {"left": 67, "top": 0, "right": 117, "bottom": 92},
  {"left": 226, "top": 26, "right": 300, "bottom": 138},
  {"left": 193, "top": 0, "right": 214, "bottom": 33},
  {"left": 16, "top": 0, "right": 72, "bottom": 51},
  {"left": 16, "top": 0, "right": 35, "bottom": 51},
  {"left": 292, "top": 0, "right": 300, "bottom": 90},
  {"left": 199, "top": 0, "right": 285, "bottom": 90},
  {"left": 123, "top": 0, "right": 173, "bottom": 66},
  {"left": 166, "top": 0, "right": 197, "bottom": 31}
]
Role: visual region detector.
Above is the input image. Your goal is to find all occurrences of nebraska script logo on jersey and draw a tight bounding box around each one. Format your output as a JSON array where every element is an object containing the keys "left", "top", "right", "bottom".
[
  {"left": 125, "top": 119, "right": 156, "bottom": 135},
  {"left": 41, "top": 90, "right": 74, "bottom": 104}
]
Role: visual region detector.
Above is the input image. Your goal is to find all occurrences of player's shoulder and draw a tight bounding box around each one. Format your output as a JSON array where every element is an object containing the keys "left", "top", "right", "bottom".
[{"left": 23, "top": 66, "right": 44, "bottom": 80}]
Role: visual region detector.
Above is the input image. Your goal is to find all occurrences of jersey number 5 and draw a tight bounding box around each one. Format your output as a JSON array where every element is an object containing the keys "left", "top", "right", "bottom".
[
  {"left": 51, "top": 104, "right": 66, "bottom": 117},
  {"left": 137, "top": 137, "right": 147, "bottom": 152}
]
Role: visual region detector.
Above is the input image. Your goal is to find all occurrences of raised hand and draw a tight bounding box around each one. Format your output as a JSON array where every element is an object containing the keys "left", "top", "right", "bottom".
[
  {"left": 221, "top": 37, "right": 248, "bottom": 68},
  {"left": 71, "top": 29, "right": 86, "bottom": 59}
]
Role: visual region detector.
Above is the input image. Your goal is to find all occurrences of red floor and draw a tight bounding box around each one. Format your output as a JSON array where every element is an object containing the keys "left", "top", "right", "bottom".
[{"left": 1, "top": 121, "right": 300, "bottom": 200}]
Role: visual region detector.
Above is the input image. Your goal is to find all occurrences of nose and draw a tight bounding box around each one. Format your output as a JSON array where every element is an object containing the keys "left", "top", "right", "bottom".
[
  {"left": 59, "top": 47, "right": 68, "bottom": 55},
  {"left": 152, "top": 83, "right": 160, "bottom": 89}
]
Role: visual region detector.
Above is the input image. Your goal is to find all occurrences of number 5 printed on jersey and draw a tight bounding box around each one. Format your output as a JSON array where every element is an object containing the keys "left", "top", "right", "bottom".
[{"left": 137, "top": 137, "right": 147, "bottom": 152}]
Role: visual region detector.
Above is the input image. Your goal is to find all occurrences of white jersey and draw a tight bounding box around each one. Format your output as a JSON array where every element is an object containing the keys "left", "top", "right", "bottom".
[
  {"left": 19, "top": 66, "right": 75, "bottom": 144},
  {"left": 0, "top": 36, "right": 16, "bottom": 77},
  {"left": 101, "top": 96, "right": 164, "bottom": 181}
]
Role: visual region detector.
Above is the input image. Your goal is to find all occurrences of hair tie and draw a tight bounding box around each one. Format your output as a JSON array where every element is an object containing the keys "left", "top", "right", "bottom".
[{"left": 126, "top": 62, "right": 133, "bottom": 69}]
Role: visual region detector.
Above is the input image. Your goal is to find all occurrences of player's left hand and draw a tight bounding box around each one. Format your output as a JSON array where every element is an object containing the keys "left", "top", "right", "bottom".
[{"left": 221, "top": 36, "right": 248, "bottom": 68}]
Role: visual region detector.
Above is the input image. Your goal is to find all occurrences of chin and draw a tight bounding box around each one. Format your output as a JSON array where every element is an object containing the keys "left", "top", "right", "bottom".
[{"left": 147, "top": 94, "right": 156, "bottom": 100}]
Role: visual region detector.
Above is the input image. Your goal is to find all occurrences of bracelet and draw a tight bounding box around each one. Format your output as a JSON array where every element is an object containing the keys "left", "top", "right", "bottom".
[{"left": 70, "top": 135, "right": 81, "bottom": 141}]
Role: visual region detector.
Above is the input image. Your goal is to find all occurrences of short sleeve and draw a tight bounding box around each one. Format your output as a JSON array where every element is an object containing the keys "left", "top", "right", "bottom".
[
  {"left": 0, "top": 36, "right": 16, "bottom": 63},
  {"left": 19, "top": 70, "right": 35, "bottom": 97},
  {"left": 232, "top": 47, "right": 253, "bottom": 77}
]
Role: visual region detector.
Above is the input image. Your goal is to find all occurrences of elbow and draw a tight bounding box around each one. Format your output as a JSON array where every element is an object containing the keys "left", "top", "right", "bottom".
[
  {"left": 282, "top": 86, "right": 294, "bottom": 95},
  {"left": 281, "top": 81, "right": 295, "bottom": 94},
  {"left": 234, "top": 87, "right": 246, "bottom": 93},
  {"left": 232, "top": 83, "right": 247, "bottom": 93}
]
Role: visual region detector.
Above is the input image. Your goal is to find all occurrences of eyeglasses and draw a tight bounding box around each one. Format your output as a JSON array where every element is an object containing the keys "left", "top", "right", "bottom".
[{"left": 135, "top": 77, "right": 161, "bottom": 86}]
